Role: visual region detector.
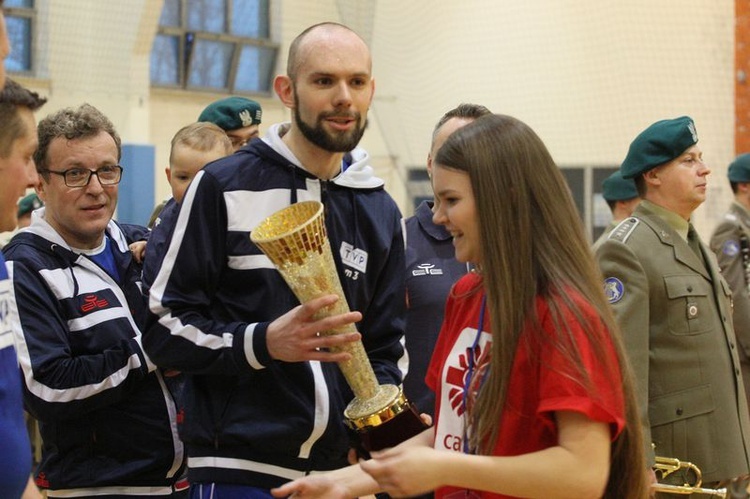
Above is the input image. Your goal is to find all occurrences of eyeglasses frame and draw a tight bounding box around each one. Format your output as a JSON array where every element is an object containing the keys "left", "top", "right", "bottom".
[{"left": 42, "top": 165, "right": 123, "bottom": 188}]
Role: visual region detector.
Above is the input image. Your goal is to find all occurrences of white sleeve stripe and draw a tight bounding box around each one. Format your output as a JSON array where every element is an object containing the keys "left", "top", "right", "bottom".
[
  {"left": 45, "top": 485, "right": 175, "bottom": 497},
  {"left": 297, "top": 361, "right": 328, "bottom": 459},
  {"left": 27, "top": 353, "right": 142, "bottom": 403},
  {"left": 67, "top": 307, "right": 129, "bottom": 332},
  {"left": 189, "top": 456, "right": 304, "bottom": 480},
  {"left": 401, "top": 217, "right": 407, "bottom": 250},
  {"left": 243, "top": 323, "right": 264, "bottom": 370},
  {"left": 227, "top": 254, "right": 274, "bottom": 270},
  {"left": 157, "top": 311, "right": 234, "bottom": 350},
  {"left": 149, "top": 171, "right": 203, "bottom": 317}
]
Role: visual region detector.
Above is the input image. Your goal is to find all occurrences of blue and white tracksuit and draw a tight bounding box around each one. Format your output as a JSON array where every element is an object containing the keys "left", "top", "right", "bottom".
[
  {"left": 143, "top": 123, "right": 407, "bottom": 489},
  {"left": 3, "top": 211, "right": 185, "bottom": 497},
  {"left": 0, "top": 251, "right": 33, "bottom": 499}
]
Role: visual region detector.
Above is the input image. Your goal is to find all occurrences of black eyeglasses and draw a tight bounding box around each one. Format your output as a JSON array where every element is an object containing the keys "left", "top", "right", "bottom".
[{"left": 44, "top": 165, "right": 123, "bottom": 188}]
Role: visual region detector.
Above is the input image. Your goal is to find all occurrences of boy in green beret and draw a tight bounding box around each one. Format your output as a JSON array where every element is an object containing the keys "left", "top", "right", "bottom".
[
  {"left": 592, "top": 170, "right": 639, "bottom": 249},
  {"left": 710, "top": 153, "right": 750, "bottom": 421},
  {"left": 596, "top": 116, "right": 750, "bottom": 496},
  {"left": 198, "top": 96, "right": 262, "bottom": 151}
]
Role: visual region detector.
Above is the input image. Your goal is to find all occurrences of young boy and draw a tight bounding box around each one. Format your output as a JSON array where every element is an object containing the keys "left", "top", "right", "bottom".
[
  {"left": 132, "top": 122, "right": 232, "bottom": 261},
  {"left": 148, "top": 122, "right": 233, "bottom": 227}
]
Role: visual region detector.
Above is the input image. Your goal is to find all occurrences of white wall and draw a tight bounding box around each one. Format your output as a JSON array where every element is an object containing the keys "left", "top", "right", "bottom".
[{"left": 11, "top": 0, "right": 736, "bottom": 238}]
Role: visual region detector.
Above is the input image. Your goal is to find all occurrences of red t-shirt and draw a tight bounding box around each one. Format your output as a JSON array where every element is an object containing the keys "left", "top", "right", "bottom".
[{"left": 426, "top": 273, "right": 626, "bottom": 499}]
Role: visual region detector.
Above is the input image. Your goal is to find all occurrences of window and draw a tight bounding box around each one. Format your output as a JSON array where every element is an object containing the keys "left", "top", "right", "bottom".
[
  {"left": 150, "top": 0, "right": 277, "bottom": 95},
  {"left": 3, "top": 0, "right": 35, "bottom": 74}
]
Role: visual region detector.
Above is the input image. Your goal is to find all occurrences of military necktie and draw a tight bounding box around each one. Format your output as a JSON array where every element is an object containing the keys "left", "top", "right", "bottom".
[{"left": 687, "top": 224, "right": 704, "bottom": 263}]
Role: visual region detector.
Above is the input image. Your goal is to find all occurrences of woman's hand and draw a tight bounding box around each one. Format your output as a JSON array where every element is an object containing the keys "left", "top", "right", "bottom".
[
  {"left": 361, "top": 446, "right": 444, "bottom": 497},
  {"left": 271, "top": 474, "right": 352, "bottom": 499}
]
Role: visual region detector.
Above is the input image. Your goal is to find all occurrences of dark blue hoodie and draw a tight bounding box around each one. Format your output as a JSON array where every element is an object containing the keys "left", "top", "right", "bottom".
[{"left": 143, "top": 123, "right": 407, "bottom": 489}]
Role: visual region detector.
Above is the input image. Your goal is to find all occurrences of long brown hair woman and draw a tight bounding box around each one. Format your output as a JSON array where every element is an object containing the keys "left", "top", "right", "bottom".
[{"left": 272, "top": 114, "right": 648, "bottom": 499}]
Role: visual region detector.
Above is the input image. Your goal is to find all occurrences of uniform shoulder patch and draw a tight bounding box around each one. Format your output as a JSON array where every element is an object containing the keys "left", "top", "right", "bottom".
[
  {"left": 603, "top": 277, "right": 624, "bottom": 304},
  {"left": 723, "top": 239, "right": 740, "bottom": 256},
  {"left": 607, "top": 217, "right": 640, "bottom": 244}
]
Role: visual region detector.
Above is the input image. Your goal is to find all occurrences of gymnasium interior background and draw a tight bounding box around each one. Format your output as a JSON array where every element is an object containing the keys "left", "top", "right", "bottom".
[{"left": 2, "top": 0, "right": 745, "bottom": 243}]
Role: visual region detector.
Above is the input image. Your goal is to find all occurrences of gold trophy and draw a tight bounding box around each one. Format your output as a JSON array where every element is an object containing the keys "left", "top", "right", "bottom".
[{"left": 250, "top": 200, "right": 426, "bottom": 452}]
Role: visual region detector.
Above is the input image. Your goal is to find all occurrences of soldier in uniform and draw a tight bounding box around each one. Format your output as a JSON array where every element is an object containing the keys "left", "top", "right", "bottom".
[
  {"left": 595, "top": 116, "right": 750, "bottom": 495},
  {"left": 710, "top": 153, "right": 750, "bottom": 412},
  {"left": 197, "top": 96, "right": 263, "bottom": 151},
  {"left": 592, "top": 169, "right": 639, "bottom": 250}
]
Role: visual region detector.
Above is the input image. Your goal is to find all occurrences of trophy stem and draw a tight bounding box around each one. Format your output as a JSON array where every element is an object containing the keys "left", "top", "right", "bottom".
[
  {"left": 332, "top": 339, "right": 379, "bottom": 401},
  {"left": 251, "top": 201, "right": 428, "bottom": 453}
]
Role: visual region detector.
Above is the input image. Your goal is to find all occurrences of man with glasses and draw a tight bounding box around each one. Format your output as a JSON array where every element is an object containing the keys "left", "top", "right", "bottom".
[{"left": 3, "top": 103, "right": 187, "bottom": 498}]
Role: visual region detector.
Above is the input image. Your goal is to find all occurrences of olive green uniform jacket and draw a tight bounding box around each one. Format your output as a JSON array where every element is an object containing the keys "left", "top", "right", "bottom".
[
  {"left": 710, "top": 202, "right": 750, "bottom": 422},
  {"left": 596, "top": 202, "right": 750, "bottom": 484},
  {"left": 710, "top": 201, "right": 750, "bottom": 366}
]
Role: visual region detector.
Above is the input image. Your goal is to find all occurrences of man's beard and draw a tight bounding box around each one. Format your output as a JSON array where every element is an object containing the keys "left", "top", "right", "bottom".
[{"left": 293, "top": 102, "right": 368, "bottom": 153}]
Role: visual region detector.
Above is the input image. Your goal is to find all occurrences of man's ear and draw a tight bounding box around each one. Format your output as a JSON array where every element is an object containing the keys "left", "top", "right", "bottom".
[
  {"left": 34, "top": 176, "right": 46, "bottom": 202},
  {"left": 165, "top": 167, "right": 171, "bottom": 183},
  {"left": 274, "top": 75, "right": 295, "bottom": 110},
  {"left": 643, "top": 168, "right": 661, "bottom": 186}
]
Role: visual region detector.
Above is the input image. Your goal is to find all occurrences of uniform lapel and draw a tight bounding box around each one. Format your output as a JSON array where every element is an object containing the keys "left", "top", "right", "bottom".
[{"left": 639, "top": 210, "right": 711, "bottom": 280}]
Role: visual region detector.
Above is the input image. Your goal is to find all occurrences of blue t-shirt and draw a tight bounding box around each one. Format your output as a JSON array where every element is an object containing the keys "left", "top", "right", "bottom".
[
  {"left": 0, "top": 252, "right": 33, "bottom": 497},
  {"left": 85, "top": 236, "right": 121, "bottom": 284}
]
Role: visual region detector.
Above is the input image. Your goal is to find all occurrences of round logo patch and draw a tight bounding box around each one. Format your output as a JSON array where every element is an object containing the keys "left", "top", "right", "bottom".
[
  {"left": 604, "top": 277, "right": 624, "bottom": 304},
  {"left": 723, "top": 240, "right": 740, "bottom": 257}
]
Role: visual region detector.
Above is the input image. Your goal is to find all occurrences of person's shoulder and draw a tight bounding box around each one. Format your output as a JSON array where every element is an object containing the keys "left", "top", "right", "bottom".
[
  {"left": 712, "top": 211, "right": 742, "bottom": 237},
  {"left": 157, "top": 198, "right": 179, "bottom": 218},
  {"left": 205, "top": 141, "right": 286, "bottom": 189},
  {"left": 3, "top": 231, "right": 44, "bottom": 258},
  {"left": 2, "top": 233, "right": 57, "bottom": 272},
  {"left": 604, "top": 217, "right": 643, "bottom": 244},
  {"left": 114, "top": 221, "right": 149, "bottom": 243}
]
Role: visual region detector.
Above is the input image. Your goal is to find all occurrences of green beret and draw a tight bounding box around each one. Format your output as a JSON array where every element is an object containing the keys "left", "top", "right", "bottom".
[
  {"left": 17, "top": 193, "right": 42, "bottom": 218},
  {"left": 602, "top": 170, "right": 638, "bottom": 202},
  {"left": 728, "top": 153, "right": 750, "bottom": 183},
  {"left": 198, "top": 97, "right": 262, "bottom": 131},
  {"left": 620, "top": 116, "right": 698, "bottom": 179}
]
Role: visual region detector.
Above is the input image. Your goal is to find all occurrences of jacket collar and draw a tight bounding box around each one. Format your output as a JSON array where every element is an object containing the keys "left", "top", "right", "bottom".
[{"left": 635, "top": 203, "right": 709, "bottom": 280}]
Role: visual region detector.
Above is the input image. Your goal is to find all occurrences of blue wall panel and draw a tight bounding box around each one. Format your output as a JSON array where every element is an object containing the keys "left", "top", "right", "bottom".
[{"left": 118, "top": 144, "right": 155, "bottom": 226}]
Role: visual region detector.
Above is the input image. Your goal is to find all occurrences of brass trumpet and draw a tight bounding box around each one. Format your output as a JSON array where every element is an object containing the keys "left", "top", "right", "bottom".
[{"left": 652, "top": 456, "right": 727, "bottom": 497}]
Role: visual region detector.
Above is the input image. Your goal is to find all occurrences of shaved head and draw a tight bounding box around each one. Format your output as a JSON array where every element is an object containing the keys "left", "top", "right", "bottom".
[{"left": 286, "top": 22, "right": 370, "bottom": 82}]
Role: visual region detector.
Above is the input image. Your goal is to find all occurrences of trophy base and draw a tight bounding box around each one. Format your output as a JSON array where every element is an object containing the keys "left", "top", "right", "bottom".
[{"left": 344, "top": 385, "right": 429, "bottom": 455}]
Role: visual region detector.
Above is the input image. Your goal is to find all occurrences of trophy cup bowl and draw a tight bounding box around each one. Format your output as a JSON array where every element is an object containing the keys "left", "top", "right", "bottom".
[{"left": 250, "top": 200, "right": 426, "bottom": 453}]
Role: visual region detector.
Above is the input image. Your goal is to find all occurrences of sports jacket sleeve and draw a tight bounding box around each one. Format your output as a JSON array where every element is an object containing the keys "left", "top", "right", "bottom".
[
  {"left": 6, "top": 254, "right": 153, "bottom": 422},
  {"left": 144, "top": 170, "right": 270, "bottom": 375},
  {"left": 354, "top": 208, "right": 407, "bottom": 388},
  {"left": 595, "top": 238, "right": 654, "bottom": 464}
]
